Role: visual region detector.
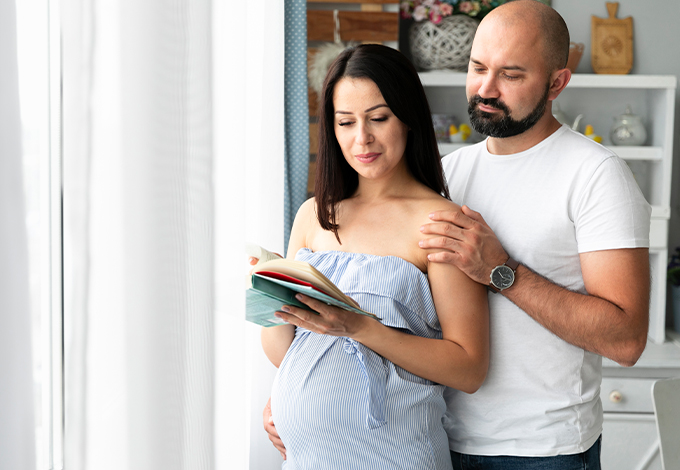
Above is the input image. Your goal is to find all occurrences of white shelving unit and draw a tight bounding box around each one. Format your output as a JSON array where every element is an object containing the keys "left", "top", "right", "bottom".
[{"left": 420, "top": 71, "right": 677, "bottom": 344}]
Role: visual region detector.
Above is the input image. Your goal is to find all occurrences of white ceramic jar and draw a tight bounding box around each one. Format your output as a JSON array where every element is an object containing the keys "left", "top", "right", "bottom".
[{"left": 610, "top": 105, "right": 647, "bottom": 146}]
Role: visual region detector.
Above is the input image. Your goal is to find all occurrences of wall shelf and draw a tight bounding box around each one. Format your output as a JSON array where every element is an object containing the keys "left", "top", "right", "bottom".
[{"left": 419, "top": 71, "right": 678, "bottom": 90}]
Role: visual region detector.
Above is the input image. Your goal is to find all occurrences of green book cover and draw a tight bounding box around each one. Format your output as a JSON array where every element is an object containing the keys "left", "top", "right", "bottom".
[{"left": 246, "top": 274, "right": 379, "bottom": 327}]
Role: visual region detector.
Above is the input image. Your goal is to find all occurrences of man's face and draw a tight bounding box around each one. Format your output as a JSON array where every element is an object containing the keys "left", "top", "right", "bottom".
[
  {"left": 468, "top": 82, "right": 550, "bottom": 138},
  {"left": 465, "top": 17, "right": 554, "bottom": 139}
]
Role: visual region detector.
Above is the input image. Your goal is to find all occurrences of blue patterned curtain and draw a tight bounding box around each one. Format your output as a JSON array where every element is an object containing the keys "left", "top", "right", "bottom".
[{"left": 284, "top": 0, "right": 309, "bottom": 254}]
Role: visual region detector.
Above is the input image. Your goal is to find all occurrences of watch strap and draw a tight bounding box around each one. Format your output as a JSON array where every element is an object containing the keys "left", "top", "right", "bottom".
[{"left": 505, "top": 257, "right": 519, "bottom": 271}]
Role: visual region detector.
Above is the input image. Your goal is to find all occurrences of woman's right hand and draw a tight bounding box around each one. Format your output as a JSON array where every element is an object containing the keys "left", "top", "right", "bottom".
[
  {"left": 263, "top": 397, "right": 287, "bottom": 460},
  {"left": 276, "top": 294, "right": 375, "bottom": 339}
]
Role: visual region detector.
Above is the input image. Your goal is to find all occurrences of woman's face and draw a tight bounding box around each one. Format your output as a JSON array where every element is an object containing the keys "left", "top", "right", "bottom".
[{"left": 332, "top": 77, "right": 409, "bottom": 181}]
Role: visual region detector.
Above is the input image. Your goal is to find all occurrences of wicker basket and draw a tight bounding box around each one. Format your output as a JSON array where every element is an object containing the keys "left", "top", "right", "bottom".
[{"left": 409, "top": 15, "right": 479, "bottom": 71}]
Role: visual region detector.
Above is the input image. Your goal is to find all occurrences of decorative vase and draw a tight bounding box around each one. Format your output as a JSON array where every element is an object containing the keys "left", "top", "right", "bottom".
[
  {"left": 566, "top": 42, "right": 584, "bottom": 73},
  {"left": 409, "top": 15, "right": 479, "bottom": 71}
]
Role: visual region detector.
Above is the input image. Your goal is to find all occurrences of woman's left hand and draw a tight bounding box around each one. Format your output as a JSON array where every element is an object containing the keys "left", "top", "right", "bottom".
[{"left": 276, "top": 294, "right": 372, "bottom": 338}]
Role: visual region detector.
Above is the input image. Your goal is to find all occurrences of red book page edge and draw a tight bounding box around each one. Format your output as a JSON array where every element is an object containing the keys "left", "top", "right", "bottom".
[
  {"left": 256, "top": 271, "right": 330, "bottom": 295},
  {"left": 255, "top": 270, "right": 361, "bottom": 310}
]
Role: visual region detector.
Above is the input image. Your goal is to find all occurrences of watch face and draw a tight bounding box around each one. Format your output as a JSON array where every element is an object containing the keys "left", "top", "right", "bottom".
[{"left": 491, "top": 265, "right": 515, "bottom": 290}]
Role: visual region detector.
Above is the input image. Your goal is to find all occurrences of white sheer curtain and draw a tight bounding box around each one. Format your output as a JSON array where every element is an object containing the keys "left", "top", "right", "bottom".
[
  {"left": 64, "top": 0, "right": 214, "bottom": 468},
  {"left": 214, "top": 1, "right": 285, "bottom": 468},
  {"left": 0, "top": 0, "right": 35, "bottom": 468},
  {"left": 63, "top": 0, "right": 285, "bottom": 469}
]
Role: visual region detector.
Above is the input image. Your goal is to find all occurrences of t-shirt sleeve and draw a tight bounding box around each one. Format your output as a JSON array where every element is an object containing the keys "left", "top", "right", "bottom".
[{"left": 574, "top": 156, "right": 651, "bottom": 253}]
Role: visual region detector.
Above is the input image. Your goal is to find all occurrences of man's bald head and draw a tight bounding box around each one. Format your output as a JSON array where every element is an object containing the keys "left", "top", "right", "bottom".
[{"left": 481, "top": 0, "right": 570, "bottom": 73}]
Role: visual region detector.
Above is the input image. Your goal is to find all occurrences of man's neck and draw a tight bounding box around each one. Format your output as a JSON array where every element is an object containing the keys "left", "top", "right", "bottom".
[{"left": 485, "top": 115, "right": 563, "bottom": 156}]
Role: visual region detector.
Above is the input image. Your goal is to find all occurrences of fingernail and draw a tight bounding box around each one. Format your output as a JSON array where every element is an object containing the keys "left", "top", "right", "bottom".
[
  {"left": 429, "top": 212, "right": 435, "bottom": 218},
  {"left": 418, "top": 240, "right": 424, "bottom": 246},
  {"left": 281, "top": 306, "right": 290, "bottom": 313},
  {"left": 295, "top": 294, "right": 303, "bottom": 300}
]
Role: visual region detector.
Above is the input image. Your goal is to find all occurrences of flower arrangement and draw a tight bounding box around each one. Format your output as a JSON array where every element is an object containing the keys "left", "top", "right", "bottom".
[
  {"left": 400, "top": 0, "right": 506, "bottom": 24},
  {"left": 669, "top": 247, "right": 680, "bottom": 286}
]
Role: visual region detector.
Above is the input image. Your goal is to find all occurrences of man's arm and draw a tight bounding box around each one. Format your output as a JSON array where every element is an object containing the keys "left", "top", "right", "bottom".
[
  {"left": 420, "top": 205, "right": 650, "bottom": 367},
  {"left": 501, "top": 249, "right": 648, "bottom": 366}
]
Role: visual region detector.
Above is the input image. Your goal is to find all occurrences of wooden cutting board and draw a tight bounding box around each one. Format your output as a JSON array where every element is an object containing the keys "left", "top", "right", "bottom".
[{"left": 591, "top": 2, "right": 633, "bottom": 74}]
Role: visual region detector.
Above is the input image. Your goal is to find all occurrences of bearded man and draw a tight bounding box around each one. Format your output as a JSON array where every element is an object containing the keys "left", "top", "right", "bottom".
[{"left": 419, "top": 1, "right": 651, "bottom": 468}]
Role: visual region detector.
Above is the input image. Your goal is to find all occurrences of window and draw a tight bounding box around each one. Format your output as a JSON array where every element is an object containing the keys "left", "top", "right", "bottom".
[{"left": 16, "top": 0, "right": 62, "bottom": 467}]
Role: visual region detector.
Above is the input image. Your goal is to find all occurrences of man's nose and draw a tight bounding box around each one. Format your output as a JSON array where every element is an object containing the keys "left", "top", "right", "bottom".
[{"left": 477, "top": 74, "right": 500, "bottom": 99}]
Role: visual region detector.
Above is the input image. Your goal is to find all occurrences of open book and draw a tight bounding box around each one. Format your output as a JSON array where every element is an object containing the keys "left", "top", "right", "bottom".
[{"left": 245, "top": 245, "right": 379, "bottom": 327}]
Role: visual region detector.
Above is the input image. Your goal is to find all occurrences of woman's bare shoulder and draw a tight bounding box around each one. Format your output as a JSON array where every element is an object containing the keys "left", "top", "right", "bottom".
[
  {"left": 299, "top": 196, "right": 316, "bottom": 211},
  {"left": 294, "top": 197, "right": 317, "bottom": 222},
  {"left": 287, "top": 198, "right": 319, "bottom": 257},
  {"left": 397, "top": 194, "right": 461, "bottom": 272},
  {"left": 415, "top": 193, "right": 461, "bottom": 222}
]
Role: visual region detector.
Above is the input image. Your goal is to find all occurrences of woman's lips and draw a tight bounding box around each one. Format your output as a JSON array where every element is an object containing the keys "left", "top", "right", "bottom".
[{"left": 355, "top": 152, "right": 380, "bottom": 163}]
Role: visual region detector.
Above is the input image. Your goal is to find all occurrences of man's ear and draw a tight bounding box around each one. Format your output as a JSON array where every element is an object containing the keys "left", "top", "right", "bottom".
[{"left": 548, "top": 68, "right": 571, "bottom": 100}]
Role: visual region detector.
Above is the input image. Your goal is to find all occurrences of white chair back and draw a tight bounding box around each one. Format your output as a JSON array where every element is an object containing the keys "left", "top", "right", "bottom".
[{"left": 652, "top": 377, "right": 680, "bottom": 470}]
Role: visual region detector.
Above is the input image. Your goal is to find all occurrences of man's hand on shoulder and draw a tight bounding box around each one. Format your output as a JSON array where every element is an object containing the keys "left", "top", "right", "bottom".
[{"left": 419, "top": 205, "right": 507, "bottom": 285}]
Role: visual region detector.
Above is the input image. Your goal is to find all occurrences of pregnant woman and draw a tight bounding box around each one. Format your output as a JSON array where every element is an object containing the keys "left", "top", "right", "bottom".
[{"left": 261, "top": 44, "right": 489, "bottom": 470}]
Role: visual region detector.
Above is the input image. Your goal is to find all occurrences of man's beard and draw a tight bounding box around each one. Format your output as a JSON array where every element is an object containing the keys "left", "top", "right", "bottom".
[{"left": 467, "top": 84, "right": 550, "bottom": 138}]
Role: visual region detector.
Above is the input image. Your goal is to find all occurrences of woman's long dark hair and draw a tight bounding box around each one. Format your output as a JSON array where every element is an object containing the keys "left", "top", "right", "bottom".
[{"left": 315, "top": 44, "right": 449, "bottom": 242}]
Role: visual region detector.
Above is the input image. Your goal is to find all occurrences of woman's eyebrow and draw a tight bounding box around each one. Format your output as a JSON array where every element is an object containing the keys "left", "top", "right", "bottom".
[
  {"left": 364, "top": 104, "right": 388, "bottom": 113},
  {"left": 335, "top": 103, "right": 389, "bottom": 115}
]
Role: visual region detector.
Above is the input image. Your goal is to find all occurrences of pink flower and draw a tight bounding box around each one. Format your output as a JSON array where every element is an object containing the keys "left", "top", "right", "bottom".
[
  {"left": 430, "top": 6, "right": 443, "bottom": 24},
  {"left": 400, "top": 2, "right": 413, "bottom": 19},
  {"left": 440, "top": 3, "right": 453, "bottom": 15},
  {"left": 459, "top": 1, "right": 474, "bottom": 13},
  {"left": 413, "top": 4, "right": 429, "bottom": 21}
]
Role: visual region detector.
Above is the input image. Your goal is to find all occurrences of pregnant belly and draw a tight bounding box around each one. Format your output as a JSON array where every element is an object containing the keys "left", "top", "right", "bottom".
[
  {"left": 271, "top": 332, "right": 371, "bottom": 441},
  {"left": 271, "top": 329, "right": 447, "bottom": 439}
]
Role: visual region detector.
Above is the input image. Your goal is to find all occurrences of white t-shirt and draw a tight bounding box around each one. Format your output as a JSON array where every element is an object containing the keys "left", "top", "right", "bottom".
[{"left": 441, "top": 125, "right": 651, "bottom": 456}]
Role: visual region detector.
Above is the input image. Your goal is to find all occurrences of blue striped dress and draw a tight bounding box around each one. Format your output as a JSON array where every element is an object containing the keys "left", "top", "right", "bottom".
[{"left": 270, "top": 248, "right": 452, "bottom": 470}]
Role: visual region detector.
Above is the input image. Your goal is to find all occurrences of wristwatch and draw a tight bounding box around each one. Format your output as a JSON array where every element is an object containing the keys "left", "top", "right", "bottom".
[{"left": 489, "top": 257, "right": 520, "bottom": 293}]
